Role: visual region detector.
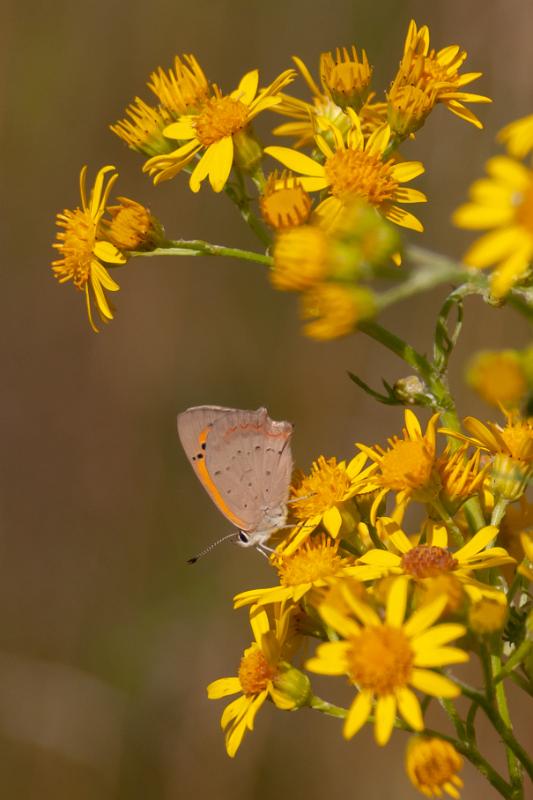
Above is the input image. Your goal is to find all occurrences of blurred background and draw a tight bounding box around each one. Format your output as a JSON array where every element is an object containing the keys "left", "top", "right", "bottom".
[{"left": 1, "top": 0, "right": 531, "bottom": 797}]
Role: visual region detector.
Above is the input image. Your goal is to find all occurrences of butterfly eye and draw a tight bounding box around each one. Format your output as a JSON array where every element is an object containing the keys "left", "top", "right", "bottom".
[{"left": 238, "top": 531, "right": 250, "bottom": 544}]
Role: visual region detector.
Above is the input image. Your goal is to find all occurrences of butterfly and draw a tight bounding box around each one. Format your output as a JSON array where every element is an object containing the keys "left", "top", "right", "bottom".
[{"left": 177, "top": 406, "right": 294, "bottom": 558}]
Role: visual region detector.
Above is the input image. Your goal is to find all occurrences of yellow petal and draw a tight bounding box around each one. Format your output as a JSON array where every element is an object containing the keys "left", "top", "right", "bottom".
[
  {"left": 90, "top": 270, "right": 113, "bottom": 320},
  {"left": 411, "top": 623, "right": 467, "bottom": 652},
  {"left": 390, "top": 161, "right": 425, "bottom": 183},
  {"left": 486, "top": 156, "right": 531, "bottom": 191},
  {"left": 365, "top": 123, "right": 390, "bottom": 157},
  {"left": 91, "top": 260, "right": 120, "bottom": 292},
  {"left": 323, "top": 505, "right": 343, "bottom": 537},
  {"left": 374, "top": 694, "right": 397, "bottom": 746},
  {"left": 410, "top": 669, "right": 460, "bottom": 698},
  {"left": 232, "top": 69, "right": 259, "bottom": 105},
  {"left": 396, "top": 687, "right": 423, "bottom": 731},
  {"left": 384, "top": 205, "right": 424, "bottom": 232},
  {"left": 386, "top": 577, "right": 408, "bottom": 627},
  {"left": 93, "top": 240, "right": 127, "bottom": 265},
  {"left": 90, "top": 165, "right": 117, "bottom": 218},
  {"left": 454, "top": 525, "right": 498, "bottom": 561},
  {"left": 163, "top": 120, "right": 197, "bottom": 140},
  {"left": 452, "top": 203, "right": 514, "bottom": 230},
  {"left": 343, "top": 690, "right": 373, "bottom": 739},
  {"left": 359, "top": 549, "right": 401, "bottom": 567},
  {"left": 413, "top": 647, "right": 469, "bottom": 667},
  {"left": 403, "top": 595, "right": 447, "bottom": 638},
  {"left": 207, "top": 136, "right": 234, "bottom": 192},
  {"left": 207, "top": 677, "right": 242, "bottom": 699},
  {"left": 264, "top": 146, "right": 326, "bottom": 177}
]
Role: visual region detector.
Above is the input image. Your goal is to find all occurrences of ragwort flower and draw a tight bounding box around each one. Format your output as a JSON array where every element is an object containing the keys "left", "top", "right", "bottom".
[
  {"left": 406, "top": 736, "right": 464, "bottom": 799},
  {"left": 234, "top": 533, "right": 374, "bottom": 608},
  {"left": 453, "top": 152, "right": 533, "bottom": 297},
  {"left": 144, "top": 69, "right": 295, "bottom": 191},
  {"left": 356, "top": 518, "right": 514, "bottom": 600},
  {"left": 281, "top": 454, "right": 378, "bottom": 554},
  {"left": 265, "top": 111, "right": 426, "bottom": 231},
  {"left": 306, "top": 578, "right": 467, "bottom": 745},
  {"left": 357, "top": 410, "right": 440, "bottom": 522},
  {"left": 442, "top": 411, "right": 533, "bottom": 501},
  {"left": 466, "top": 349, "right": 528, "bottom": 409},
  {"left": 52, "top": 166, "right": 127, "bottom": 332},
  {"left": 207, "top": 604, "right": 300, "bottom": 757},
  {"left": 389, "top": 19, "right": 491, "bottom": 132}
]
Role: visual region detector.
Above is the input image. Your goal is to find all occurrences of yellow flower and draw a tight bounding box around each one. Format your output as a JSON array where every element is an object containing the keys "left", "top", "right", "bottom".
[
  {"left": 306, "top": 578, "right": 467, "bottom": 745},
  {"left": 300, "top": 283, "right": 376, "bottom": 340},
  {"left": 518, "top": 530, "right": 533, "bottom": 581},
  {"left": 281, "top": 454, "right": 378, "bottom": 554},
  {"left": 468, "top": 594, "right": 508, "bottom": 634},
  {"left": 146, "top": 54, "right": 211, "bottom": 116},
  {"left": 260, "top": 170, "right": 312, "bottom": 230},
  {"left": 442, "top": 411, "right": 533, "bottom": 501},
  {"left": 110, "top": 98, "right": 174, "bottom": 156},
  {"left": 466, "top": 349, "right": 528, "bottom": 409},
  {"left": 144, "top": 69, "right": 295, "bottom": 191},
  {"left": 452, "top": 154, "right": 533, "bottom": 297},
  {"left": 435, "top": 443, "right": 487, "bottom": 513},
  {"left": 357, "top": 410, "right": 440, "bottom": 522},
  {"left": 355, "top": 517, "right": 514, "bottom": 600},
  {"left": 207, "top": 604, "right": 299, "bottom": 757},
  {"left": 406, "top": 736, "right": 464, "bottom": 799},
  {"left": 52, "top": 166, "right": 127, "bottom": 333},
  {"left": 319, "top": 46, "right": 372, "bottom": 110},
  {"left": 103, "top": 197, "right": 163, "bottom": 252},
  {"left": 265, "top": 111, "right": 426, "bottom": 231},
  {"left": 498, "top": 114, "right": 533, "bottom": 159},
  {"left": 271, "top": 225, "right": 329, "bottom": 290},
  {"left": 272, "top": 55, "right": 387, "bottom": 148},
  {"left": 500, "top": 496, "right": 533, "bottom": 576},
  {"left": 390, "top": 19, "right": 491, "bottom": 131},
  {"left": 234, "top": 534, "right": 373, "bottom": 608}
]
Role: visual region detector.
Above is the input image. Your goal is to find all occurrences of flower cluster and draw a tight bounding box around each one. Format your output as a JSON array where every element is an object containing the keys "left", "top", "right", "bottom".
[
  {"left": 52, "top": 20, "right": 497, "bottom": 336},
  {"left": 208, "top": 406, "right": 532, "bottom": 800}
]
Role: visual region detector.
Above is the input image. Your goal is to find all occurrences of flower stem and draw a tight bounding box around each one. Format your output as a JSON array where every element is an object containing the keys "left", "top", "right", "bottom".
[
  {"left": 135, "top": 239, "right": 272, "bottom": 266},
  {"left": 358, "top": 320, "right": 433, "bottom": 379},
  {"left": 491, "top": 654, "right": 525, "bottom": 792}
]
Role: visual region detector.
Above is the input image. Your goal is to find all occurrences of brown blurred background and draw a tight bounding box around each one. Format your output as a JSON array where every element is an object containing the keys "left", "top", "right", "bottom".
[{"left": 1, "top": 0, "right": 531, "bottom": 797}]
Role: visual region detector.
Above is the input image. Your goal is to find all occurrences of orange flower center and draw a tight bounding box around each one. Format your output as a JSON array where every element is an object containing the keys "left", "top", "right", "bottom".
[
  {"left": 238, "top": 648, "right": 276, "bottom": 695},
  {"left": 277, "top": 535, "right": 346, "bottom": 585},
  {"left": 325, "top": 148, "right": 397, "bottom": 205},
  {"left": 347, "top": 625, "right": 413, "bottom": 695},
  {"left": 379, "top": 439, "right": 434, "bottom": 492},
  {"left": 402, "top": 545, "right": 458, "bottom": 579},
  {"left": 195, "top": 96, "right": 249, "bottom": 146},
  {"left": 515, "top": 181, "right": 533, "bottom": 232},
  {"left": 52, "top": 208, "right": 96, "bottom": 289},
  {"left": 291, "top": 456, "right": 352, "bottom": 520}
]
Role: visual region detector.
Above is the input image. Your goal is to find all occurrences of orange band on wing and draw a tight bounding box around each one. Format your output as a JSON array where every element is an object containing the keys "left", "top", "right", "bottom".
[{"left": 196, "top": 427, "right": 247, "bottom": 528}]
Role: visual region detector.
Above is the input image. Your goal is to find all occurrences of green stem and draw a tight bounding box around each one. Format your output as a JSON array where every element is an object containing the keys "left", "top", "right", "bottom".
[
  {"left": 135, "top": 239, "right": 272, "bottom": 266},
  {"left": 494, "top": 640, "right": 533, "bottom": 685},
  {"left": 491, "top": 655, "right": 524, "bottom": 791},
  {"left": 358, "top": 320, "right": 433, "bottom": 379},
  {"left": 309, "top": 696, "right": 347, "bottom": 718},
  {"left": 491, "top": 498, "right": 510, "bottom": 527},
  {"left": 458, "top": 679, "right": 533, "bottom": 782},
  {"left": 440, "top": 698, "right": 467, "bottom": 740}
]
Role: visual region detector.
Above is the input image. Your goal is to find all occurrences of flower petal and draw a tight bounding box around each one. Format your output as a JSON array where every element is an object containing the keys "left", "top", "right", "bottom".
[
  {"left": 410, "top": 669, "right": 460, "bottom": 698},
  {"left": 264, "top": 146, "right": 326, "bottom": 177},
  {"left": 207, "top": 677, "right": 242, "bottom": 699},
  {"left": 343, "top": 690, "right": 373, "bottom": 739},
  {"left": 374, "top": 694, "right": 397, "bottom": 745},
  {"left": 396, "top": 687, "right": 423, "bottom": 731}
]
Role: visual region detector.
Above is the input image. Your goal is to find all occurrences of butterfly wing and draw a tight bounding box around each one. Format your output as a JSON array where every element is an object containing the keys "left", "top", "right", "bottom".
[{"left": 177, "top": 406, "right": 293, "bottom": 533}]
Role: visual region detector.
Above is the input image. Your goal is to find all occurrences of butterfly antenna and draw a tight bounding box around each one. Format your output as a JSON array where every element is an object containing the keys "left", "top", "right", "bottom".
[{"left": 187, "top": 532, "right": 240, "bottom": 564}]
